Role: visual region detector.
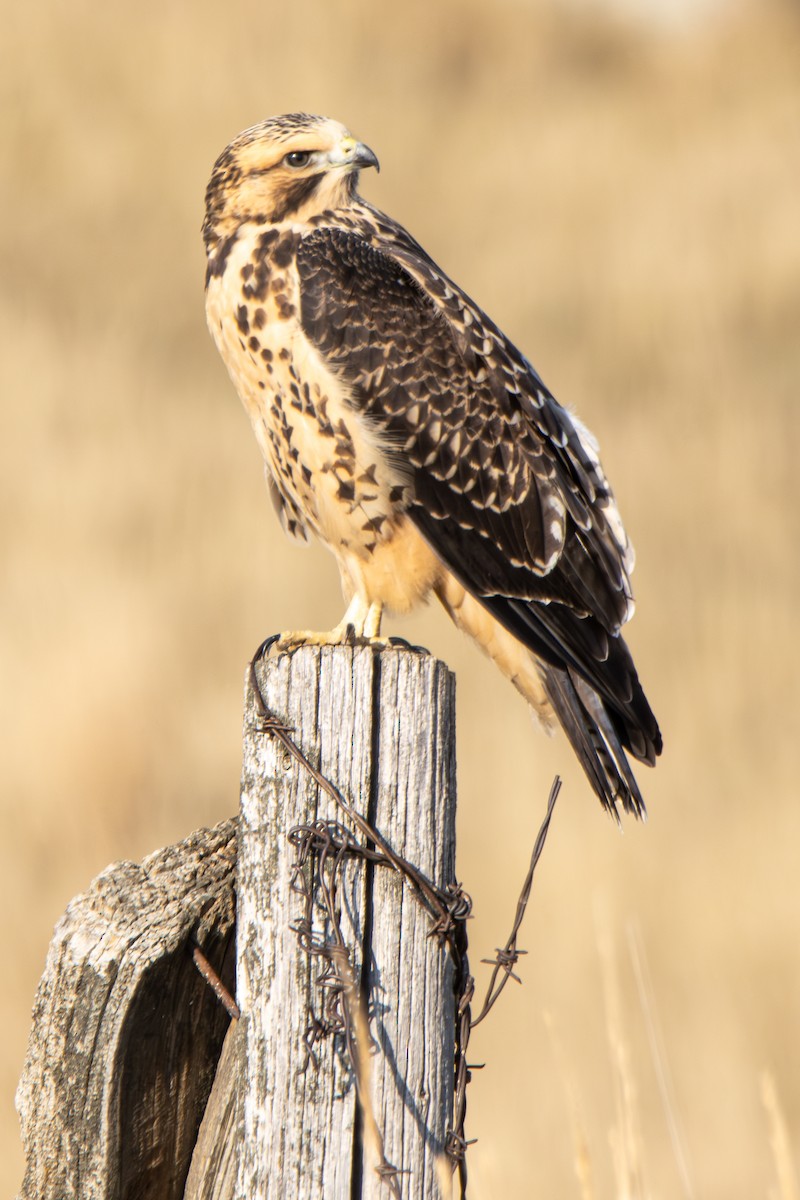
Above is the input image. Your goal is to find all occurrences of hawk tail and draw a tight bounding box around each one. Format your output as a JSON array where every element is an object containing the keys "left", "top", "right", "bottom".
[
  {"left": 541, "top": 665, "right": 646, "bottom": 820},
  {"left": 435, "top": 574, "right": 656, "bottom": 819}
]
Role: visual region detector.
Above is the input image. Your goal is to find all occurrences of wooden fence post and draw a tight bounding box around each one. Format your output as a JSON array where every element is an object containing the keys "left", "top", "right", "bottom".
[
  {"left": 15, "top": 820, "right": 238, "bottom": 1200},
  {"left": 15, "top": 644, "right": 460, "bottom": 1199},
  {"left": 236, "top": 644, "right": 457, "bottom": 1199}
]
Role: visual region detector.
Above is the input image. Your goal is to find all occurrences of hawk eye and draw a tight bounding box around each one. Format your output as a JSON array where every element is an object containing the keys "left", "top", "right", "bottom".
[{"left": 284, "top": 150, "right": 311, "bottom": 169}]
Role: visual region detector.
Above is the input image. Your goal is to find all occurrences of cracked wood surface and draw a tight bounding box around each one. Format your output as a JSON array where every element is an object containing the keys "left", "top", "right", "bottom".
[
  {"left": 16, "top": 820, "right": 237, "bottom": 1200},
  {"left": 16, "top": 645, "right": 457, "bottom": 1200},
  {"left": 237, "top": 644, "right": 457, "bottom": 1199}
]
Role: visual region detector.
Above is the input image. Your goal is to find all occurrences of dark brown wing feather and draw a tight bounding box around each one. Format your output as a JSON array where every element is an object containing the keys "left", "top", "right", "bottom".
[{"left": 296, "top": 223, "right": 662, "bottom": 813}]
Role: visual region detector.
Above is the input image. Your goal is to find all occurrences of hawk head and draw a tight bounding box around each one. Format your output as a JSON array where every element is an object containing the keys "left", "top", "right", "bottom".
[{"left": 202, "top": 113, "right": 379, "bottom": 249}]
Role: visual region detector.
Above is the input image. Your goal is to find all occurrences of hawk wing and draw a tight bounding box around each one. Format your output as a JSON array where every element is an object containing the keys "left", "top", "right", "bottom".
[{"left": 296, "top": 224, "right": 661, "bottom": 809}]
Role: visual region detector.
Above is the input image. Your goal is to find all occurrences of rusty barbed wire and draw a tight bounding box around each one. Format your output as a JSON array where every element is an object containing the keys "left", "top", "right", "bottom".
[
  {"left": 248, "top": 640, "right": 560, "bottom": 1199},
  {"left": 471, "top": 776, "right": 560, "bottom": 1028},
  {"left": 190, "top": 944, "right": 241, "bottom": 1020},
  {"left": 286, "top": 816, "right": 401, "bottom": 1195},
  {"left": 447, "top": 775, "right": 561, "bottom": 1198}
]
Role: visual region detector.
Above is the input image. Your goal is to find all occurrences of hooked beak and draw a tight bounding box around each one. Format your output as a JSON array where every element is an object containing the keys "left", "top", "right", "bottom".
[{"left": 329, "top": 135, "right": 380, "bottom": 174}]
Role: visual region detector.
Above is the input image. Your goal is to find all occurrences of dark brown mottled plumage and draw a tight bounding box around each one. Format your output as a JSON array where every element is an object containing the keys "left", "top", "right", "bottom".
[{"left": 203, "top": 113, "right": 662, "bottom": 817}]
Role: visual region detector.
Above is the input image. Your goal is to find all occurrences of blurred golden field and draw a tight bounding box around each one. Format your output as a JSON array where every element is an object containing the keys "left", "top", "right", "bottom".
[{"left": 3, "top": 0, "right": 799, "bottom": 1194}]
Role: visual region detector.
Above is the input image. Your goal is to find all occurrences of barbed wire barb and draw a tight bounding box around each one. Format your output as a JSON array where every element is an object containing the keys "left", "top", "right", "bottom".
[{"left": 248, "top": 643, "right": 561, "bottom": 1197}]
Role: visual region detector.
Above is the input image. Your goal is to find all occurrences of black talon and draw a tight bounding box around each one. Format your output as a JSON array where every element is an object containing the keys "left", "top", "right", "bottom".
[
  {"left": 251, "top": 633, "right": 282, "bottom": 664},
  {"left": 387, "top": 636, "right": 429, "bottom": 655}
]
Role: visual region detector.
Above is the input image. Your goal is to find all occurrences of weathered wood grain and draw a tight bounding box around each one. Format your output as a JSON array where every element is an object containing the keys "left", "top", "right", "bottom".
[
  {"left": 184, "top": 1018, "right": 245, "bottom": 1200},
  {"left": 237, "top": 644, "right": 457, "bottom": 1199},
  {"left": 17, "top": 645, "right": 459, "bottom": 1199},
  {"left": 16, "top": 819, "right": 237, "bottom": 1200}
]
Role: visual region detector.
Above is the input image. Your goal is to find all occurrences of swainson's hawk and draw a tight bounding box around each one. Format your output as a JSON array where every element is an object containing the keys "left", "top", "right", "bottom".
[{"left": 203, "top": 113, "right": 662, "bottom": 817}]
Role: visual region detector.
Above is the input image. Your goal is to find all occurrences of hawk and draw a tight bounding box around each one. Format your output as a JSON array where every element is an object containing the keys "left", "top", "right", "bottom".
[{"left": 203, "top": 113, "right": 662, "bottom": 817}]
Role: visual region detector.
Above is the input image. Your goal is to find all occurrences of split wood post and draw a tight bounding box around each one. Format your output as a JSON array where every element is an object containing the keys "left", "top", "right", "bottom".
[
  {"left": 236, "top": 643, "right": 457, "bottom": 1199},
  {"left": 15, "top": 820, "right": 238, "bottom": 1200}
]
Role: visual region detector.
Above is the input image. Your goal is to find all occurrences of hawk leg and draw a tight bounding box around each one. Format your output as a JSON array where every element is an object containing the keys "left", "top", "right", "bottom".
[{"left": 276, "top": 594, "right": 388, "bottom": 649}]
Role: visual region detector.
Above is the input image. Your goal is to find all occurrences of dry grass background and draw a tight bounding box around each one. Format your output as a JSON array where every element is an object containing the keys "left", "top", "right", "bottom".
[{"left": 2, "top": 0, "right": 799, "bottom": 1194}]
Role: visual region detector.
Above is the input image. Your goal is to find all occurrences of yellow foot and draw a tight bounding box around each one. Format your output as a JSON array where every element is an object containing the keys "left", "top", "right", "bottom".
[
  {"left": 253, "top": 630, "right": 427, "bottom": 664},
  {"left": 274, "top": 628, "right": 352, "bottom": 650},
  {"left": 272, "top": 595, "right": 387, "bottom": 651},
  {"left": 273, "top": 628, "right": 393, "bottom": 652}
]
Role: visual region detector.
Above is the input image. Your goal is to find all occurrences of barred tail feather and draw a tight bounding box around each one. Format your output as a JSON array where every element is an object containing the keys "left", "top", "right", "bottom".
[
  {"left": 542, "top": 665, "right": 646, "bottom": 819},
  {"left": 434, "top": 572, "right": 655, "bottom": 818}
]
